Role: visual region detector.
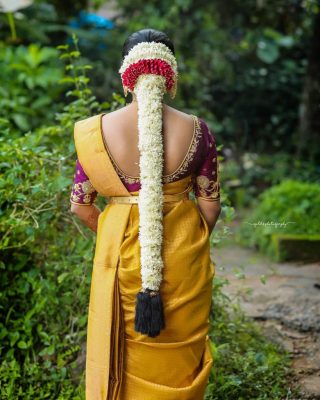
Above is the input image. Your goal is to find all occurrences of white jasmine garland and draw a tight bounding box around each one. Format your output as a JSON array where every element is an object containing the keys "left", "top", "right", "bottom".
[
  {"left": 135, "top": 74, "right": 166, "bottom": 291},
  {"left": 119, "top": 42, "right": 178, "bottom": 294}
]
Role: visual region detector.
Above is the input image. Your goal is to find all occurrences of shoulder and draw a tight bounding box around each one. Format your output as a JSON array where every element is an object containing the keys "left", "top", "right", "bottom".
[
  {"left": 163, "top": 105, "right": 196, "bottom": 132},
  {"left": 75, "top": 114, "right": 101, "bottom": 127},
  {"left": 193, "top": 117, "right": 218, "bottom": 160},
  {"left": 165, "top": 107, "right": 213, "bottom": 137},
  {"left": 101, "top": 105, "right": 129, "bottom": 121},
  {"left": 164, "top": 104, "right": 192, "bottom": 120},
  {"left": 74, "top": 114, "right": 102, "bottom": 138},
  {"left": 196, "top": 116, "right": 216, "bottom": 141},
  {"left": 100, "top": 106, "right": 134, "bottom": 133}
]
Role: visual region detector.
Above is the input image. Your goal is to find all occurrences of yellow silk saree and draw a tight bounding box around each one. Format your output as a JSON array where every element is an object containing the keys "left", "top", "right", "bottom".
[{"left": 74, "top": 114, "right": 216, "bottom": 400}]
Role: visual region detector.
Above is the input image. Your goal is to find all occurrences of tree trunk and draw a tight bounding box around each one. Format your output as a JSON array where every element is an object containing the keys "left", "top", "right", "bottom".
[{"left": 297, "top": 12, "right": 320, "bottom": 162}]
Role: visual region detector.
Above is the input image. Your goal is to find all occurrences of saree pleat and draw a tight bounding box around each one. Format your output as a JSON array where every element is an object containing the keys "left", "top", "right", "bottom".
[
  {"left": 85, "top": 204, "right": 131, "bottom": 399},
  {"left": 74, "top": 114, "right": 215, "bottom": 400},
  {"left": 108, "top": 269, "right": 125, "bottom": 400}
]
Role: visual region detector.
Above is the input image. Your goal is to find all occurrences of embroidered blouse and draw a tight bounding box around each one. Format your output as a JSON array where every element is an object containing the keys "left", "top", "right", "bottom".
[{"left": 69, "top": 116, "right": 220, "bottom": 205}]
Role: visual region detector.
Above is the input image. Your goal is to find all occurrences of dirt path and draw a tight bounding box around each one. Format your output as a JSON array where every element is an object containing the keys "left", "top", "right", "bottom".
[{"left": 211, "top": 241, "right": 320, "bottom": 399}]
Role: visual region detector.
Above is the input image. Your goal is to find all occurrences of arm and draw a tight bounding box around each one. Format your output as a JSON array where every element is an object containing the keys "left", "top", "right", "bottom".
[
  {"left": 69, "top": 159, "right": 101, "bottom": 234},
  {"left": 196, "top": 198, "right": 221, "bottom": 236},
  {"left": 193, "top": 119, "right": 221, "bottom": 235},
  {"left": 70, "top": 203, "right": 101, "bottom": 234}
]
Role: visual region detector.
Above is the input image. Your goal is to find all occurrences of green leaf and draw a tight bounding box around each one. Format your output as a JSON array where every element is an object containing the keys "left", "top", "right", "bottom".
[
  {"left": 56, "top": 44, "right": 69, "bottom": 51},
  {"left": 17, "top": 340, "right": 28, "bottom": 349},
  {"left": 277, "top": 36, "right": 294, "bottom": 48},
  {"left": 58, "top": 272, "right": 69, "bottom": 284},
  {"left": 12, "top": 114, "right": 30, "bottom": 131},
  {"left": 256, "top": 40, "right": 279, "bottom": 64},
  {"left": 260, "top": 274, "right": 267, "bottom": 284},
  {"left": 9, "top": 331, "right": 20, "bottom": 347}
]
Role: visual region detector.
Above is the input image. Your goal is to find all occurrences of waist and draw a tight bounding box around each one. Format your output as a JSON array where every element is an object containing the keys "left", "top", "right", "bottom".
[{"left": 108, "top": 191, "right": 190, "bottom": 204}]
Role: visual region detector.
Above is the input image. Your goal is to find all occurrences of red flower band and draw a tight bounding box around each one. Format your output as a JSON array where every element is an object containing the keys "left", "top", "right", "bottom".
[{"left": 121, "top": 58, "right": 175, "bottom": 92}]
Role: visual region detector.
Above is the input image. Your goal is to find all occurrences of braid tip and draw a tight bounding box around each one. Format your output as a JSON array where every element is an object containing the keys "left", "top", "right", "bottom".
[{"left": 134, "top": 288, "right": 165, "bottom": 338}]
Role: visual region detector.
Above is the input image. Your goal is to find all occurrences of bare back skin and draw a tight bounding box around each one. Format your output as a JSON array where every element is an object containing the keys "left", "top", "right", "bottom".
[{"left": 101, "top": 101, "right": 195, "bottom": 178}]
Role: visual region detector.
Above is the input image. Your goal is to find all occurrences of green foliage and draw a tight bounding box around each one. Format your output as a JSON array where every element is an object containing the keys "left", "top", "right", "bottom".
[
  {"left": 238, "top": 180, "right": 320, "bottom": 256},
  {"left": 2, "top": 1, "right": 319, "bottom": 162},
  {"left": 221, "top": 152, "right": 319, "bottom": 208},
  {"left": 0, "top": 36, "right": 121, "bottom": 398},
  {"left": 0, "top": 357, "right": 84, "bottom": 399},
  {"left": 0, "top": 43, "right": 64, "bottom": 133},
  {"left": 206, "top": 276, "right": 295, "bottom": 399},
  {"left": 111, "top": 0, "right": 316, "bottom": 159},
  {"left": 272, "top": 233, "right": 320, "bottom": 262}
]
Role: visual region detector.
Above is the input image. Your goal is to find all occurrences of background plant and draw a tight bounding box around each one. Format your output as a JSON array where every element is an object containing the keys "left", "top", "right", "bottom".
[
  {"left": 237, "top": 179, "right": 320, "bottom": 256},
  {"left": 206, "top": 275, "right": 296, "bottom": 400},
  {"left": 0, "top": 37, "right": 122, "bottom": 399}
]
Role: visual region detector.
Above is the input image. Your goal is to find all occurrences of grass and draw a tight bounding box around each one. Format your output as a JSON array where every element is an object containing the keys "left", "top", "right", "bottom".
[{"left": 205, "top": 270, "right": 300, "bottom": 399}]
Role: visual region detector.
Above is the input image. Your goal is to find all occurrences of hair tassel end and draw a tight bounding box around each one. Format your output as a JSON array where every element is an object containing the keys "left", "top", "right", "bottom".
[{"left": 135, "top": 289, "right": 165, "bottom": 338}]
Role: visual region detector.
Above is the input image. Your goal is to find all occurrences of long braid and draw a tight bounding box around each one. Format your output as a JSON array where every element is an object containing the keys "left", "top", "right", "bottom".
[
  {"left": 134, "top": 75, "right": 166, "bottom": 337},
  {"left": 119, "top": 41, "right": 178, "bottom": 337}
]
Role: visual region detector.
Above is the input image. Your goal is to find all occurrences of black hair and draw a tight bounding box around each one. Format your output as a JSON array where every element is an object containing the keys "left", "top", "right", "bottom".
[{"left": 122, "top": 28, "right": 175, "bottom": 60}]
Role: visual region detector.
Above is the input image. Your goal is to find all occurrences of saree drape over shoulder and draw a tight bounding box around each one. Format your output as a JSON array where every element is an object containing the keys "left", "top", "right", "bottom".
[{"left": 73, "top": 114, "right": 218, "bottom": 400}]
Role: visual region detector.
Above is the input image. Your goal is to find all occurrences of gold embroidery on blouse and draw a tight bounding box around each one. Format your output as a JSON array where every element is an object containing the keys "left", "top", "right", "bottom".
[
  {"left": 70, "top": 179, "right": 96, "bottom": 204},
  {"left": 197, "top": 182, "right": 220, "bottom": 199},
  {"left": 103, "top": 114, "right": 202, "bottom": 186},
  {"left": 72, "top": 180, "right": 96, "bottom": 194},
  {"left": 108, "top": 158, "right": 141, "bottom": 185},
  {"left": 101, "top": 130, "right": 140, "bottom": 184},
  {"left": 70, "top": 199, "right": 92, "bottom": 206},
  {"left": 196, "top": 158, "right": 221, "bottom": 200},
  {"left": 196, "top": 175, "right": 210, "bottom": 189},
  {"left": 81, "top": 180, "right": 96, "bottom": 194},
  {"left": 73, "top": 183, "right": 81, "bottom": 192},
  {"left": 83, "top": 194, "right": 92, "bottom": 203},
  {"left": 163, "top": 115, "right": 202, "bottom": 183},
  {"left": 71, "top": 193, "right": 80, "bottom": 202}
]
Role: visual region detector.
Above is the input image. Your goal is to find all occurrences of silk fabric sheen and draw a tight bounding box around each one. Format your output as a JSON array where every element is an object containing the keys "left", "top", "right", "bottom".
[{"left": 74, "top": 114, "right": 215, "bottom": 400}]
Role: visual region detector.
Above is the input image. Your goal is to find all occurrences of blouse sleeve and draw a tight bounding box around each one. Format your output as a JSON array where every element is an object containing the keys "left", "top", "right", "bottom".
[
  {"left": 193, "top": 120, "right": 220, "bottom": 201},
  {"left": 70, "top": 159, "right": 98, "bottom": 206}
]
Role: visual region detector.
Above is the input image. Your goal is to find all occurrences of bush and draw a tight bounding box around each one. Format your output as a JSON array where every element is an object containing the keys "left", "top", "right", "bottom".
[
  {"left": 238, "top": 179, "right": 320, "bottom": 257},
  {"left": 0, "top": 43, "right": 64, "bottom": 133},
  {"left": 206, "top": 276, "right": 295, "bottom": 399},
  {"left": 221, "top": 152, "right": 319, "bottom": 209},
  {"left": 0, "top": 38, "right": 117, "bottom": 399}
]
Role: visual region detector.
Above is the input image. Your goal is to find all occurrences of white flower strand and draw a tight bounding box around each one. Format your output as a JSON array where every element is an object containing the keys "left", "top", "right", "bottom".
[
  {"left": 135, "top": 74, "right": 167, "bottom": 291},
  {"left": 119, "top": 41, "right": 178, "bottom": 294}
]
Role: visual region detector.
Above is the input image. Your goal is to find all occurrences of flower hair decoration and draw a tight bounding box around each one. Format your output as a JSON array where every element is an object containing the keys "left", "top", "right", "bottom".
[
  {"left": 119, "top": 41, "right": 178, "bottom": 99},
  {"left": 118, "top": 41, "right": 178, "bottom": 337}
]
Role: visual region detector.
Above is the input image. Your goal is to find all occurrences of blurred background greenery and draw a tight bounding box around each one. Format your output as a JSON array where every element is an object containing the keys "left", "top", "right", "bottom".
[{"left": 0, "top": 0, "right": 319, "bottom": 398}]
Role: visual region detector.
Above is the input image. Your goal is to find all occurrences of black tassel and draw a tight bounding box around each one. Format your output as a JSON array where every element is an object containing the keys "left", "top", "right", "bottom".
[
  {"left": 134, "top": 289, "right": 165, "bottom": 338},
  {"left": 134, "top": 290, "right": 152, "bottom": 335},
  {"left": 149, "top": 291, "right": 165, "bottom": 337}
]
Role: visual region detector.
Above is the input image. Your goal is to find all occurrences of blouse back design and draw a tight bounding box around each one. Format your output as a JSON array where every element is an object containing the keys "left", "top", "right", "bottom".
[{"left": 70, "top": 115, "right": 220, "bottom": 205}]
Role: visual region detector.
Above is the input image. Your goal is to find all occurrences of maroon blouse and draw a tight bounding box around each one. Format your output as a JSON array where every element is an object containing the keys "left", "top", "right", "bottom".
[{"left": 70, "top": 116, "right": 220, "bottom": 205}]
